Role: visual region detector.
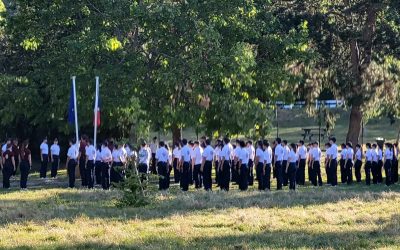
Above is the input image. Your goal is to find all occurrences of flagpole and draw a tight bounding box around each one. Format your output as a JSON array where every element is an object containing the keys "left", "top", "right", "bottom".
[
  {"left": 72, "top": 76, "right": 79, "bottom": 144},
  {"left": 94, "top": 76, "right": 99, "bottom": 147}
]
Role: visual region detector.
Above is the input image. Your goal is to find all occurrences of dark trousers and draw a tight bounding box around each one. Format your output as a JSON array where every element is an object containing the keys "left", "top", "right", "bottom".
[
  {"left": 101, "top": 162, "right": 111, "bottom": 190},
  {"left": 95, "top": 161, "right": 102, "bottom": 185},
  {"left": 2, "top": 163, "right": 13, "bottom": 188},
  {"left": 264, "top": 163, "right": 271, "bottom": 190},
  {"left": 308, "top": 161, "right": 312, "bottom": 182},
  {"left": 377, "top": 160, "right": 383, "bottom": 183},
  {"left": 354, "top": 159, "right": 362, "bottom": 183},
  {"left": 288, "top": 163, "right": 297, "bottom": 190},
  {"left": 215, "top": 161, "right": 219, "bottom": 185},
  {"left": 40, "top": 154, "right": 48, "bottom": 178},
  {"left": 282, "top": 160, "right": 288, "bottom": 186},
  {"left": 85, "top": 160, "right": 95, "bottom": 188},
  {"left": 173, "top": 158, "right": 180, "bottom": 183},
  {"left": 365, "top": 161, "right": 372, "bottom": 185},
  {"left": 256, "top": 162, "right": 264, "bottom": 190},
  {"left": 20, "top": 160, "right": 30, "bottom": 189},
  {"left": 346, "top": 161, "right": 353, "bottom": 185},
  {"left": 13, "top": 158, "right": 19, "bottom": 176},
  {"left": 111, "top": 162, "right": 124, "bottom": 184},
  {"left": 248, "top": 159, "right": 254, "bottom": 186},
  {"left": 340, "top": 159, "right": 346, "bottom": 183},
  {"left": 158, "top": 162, "right": 169, "bottom": 190},
  {"left": 51, "top": 156, "right": 59, "bottom": 178},
  {"left": 181, "top": 162, "right": 190, "bottom": 191},
  {"left": 221, "top": 161, "right": 231, "bottom": 191},
  {"left": 231, "top": 162, "right": 239, "bottom": 183},
  {"left": 372, "top": 161, "right": 379, "bottom": 184},
  {"left": 203, "top": 161, "right": 212, "bottom": 191},
  {"left": 138, "top": 163, "right": 148, "bottom": 182},
  {"left": 79, "top": 157, "right": 87, "bottom": 186},
  {"left": 297, "top": 159, "right": 306, "bottom": 185},
  {"left": 325, "top": 162, "right": 331, "bottom": 185},
  {"left": 151, "top": 153, "right": 157, "bottom": 174},
  {"left": 384, "top": 160, "right": 392, "bottom": 186},
  {"left": 275, "top": 161, "right": 283, "bottom": 190},
  {"left": 67, "top": 159, "right": 77, "bottom": 188},
  {"left": 193, "top": 164, "right": 203, "bottom": 188},
  {"left": 239, "top": 164, "right": 248, "bottom": 191},
  {"left": 189, "top": 161, "right": 194, "bottom": 185},
  {"left": 330, "top": 159, "right": 338, "bottom": 186},
  {"left": 391, "top": 158, "right": 398, "bottom": 183},
  {"left": 312, "top": 161, "right": 323, "bottom": 186}
]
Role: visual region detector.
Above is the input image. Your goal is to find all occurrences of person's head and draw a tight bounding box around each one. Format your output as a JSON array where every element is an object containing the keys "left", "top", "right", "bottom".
[
  {"left": 239, "top": 140, "right": 246, "bottom": 148},
  {"left": 13, "top": 138, "right": 18, "bottom": 145},
  {"left": 182, "top": 138, "right": 188, "bottom": 145},
  {"left": 330, "top": 137, "right": 336, "bottom": 144},
  {"left": 43, "top": 137, "right": 47, "bottom": 143},
  {"left": 189, "top": 141, "right": 194, "bottom": 147},
  {"left": 103, "top": 140, "right": 108, "bottom": 148},
  {"left": 205, "top": 139, "right": 211, "bottom": 146},
  {"left": 53, "top": 138, "right": 58, "bottom": 145},
  {"left": 141, "top": 142, "right": 146, "bottom": 148},
  {"left": 263, "top": 140, "right": 270, "bottom": 149},
  {"left": 290, "top": 143, "right": 297, "bottom": 153},
  {"left": 325, "top": 143, "right": 331, "bottom": 149},
  {"left": 96, "top": 143, "right": 102, "bottom": 151},
  {"left": 223, "top": 137, "right": 230, "bottom": 145},
  {"left": 153, "top": 136, "right": 157, "bottom": 142},
  {"left": 356, "top": 144, "right": 361, "bottom": 150},
  {"left": 159, "top": 141, "right": 165, "bottom": 147},
  {"left": 298, "top": 140, "right": 304, "bottom": 146},
  {"left": 313, "top": 141, "right": 319, "bottom": 147},
  {"left": 283, "top": 140, "right": 288, "bottom": 146},
  {"left": 23, "top": 139, "right": 29, "bottom": 148},
  {"left": 257, "top": 140, "right": 263, "bottom": 149},
  {"left": 174, "top": 141, "right": 180, "bottom": 148},
  {"left": 346, "top": 142, "right": 352, "bottom": 148},
  {"left": 276, "top": 138, "right": 282, "bottom": 144},
  {"left": 366, "top": 143, "right": 371, "bottom": 149},
  {"left": 385, "top": 143, "right": 392, "bottom": 149},
  {"left": 164, "top": 144, "right": 169, "bottom": 150},
  {"left": 341, "top": 143, "right": 346, "bottom": 149},
  {"left": 194, "top": 141, "right": 200, "bottom": 147},
  {"left": 216, "top": 139, "right": 222, "bottom": 147},
  {"left": 247, "top": 140, "right": 253, "bottom": 147},
  {"left": 372, "top": 143, "right": 377, "bottom": 149},
  {"left": 69, "top": 138, "right": 76, "bottom": 146}
]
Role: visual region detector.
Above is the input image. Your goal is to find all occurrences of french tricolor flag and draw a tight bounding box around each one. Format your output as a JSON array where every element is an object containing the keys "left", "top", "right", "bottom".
[{"left": 95, "top": 96, "right": 101, "bottom": 127}]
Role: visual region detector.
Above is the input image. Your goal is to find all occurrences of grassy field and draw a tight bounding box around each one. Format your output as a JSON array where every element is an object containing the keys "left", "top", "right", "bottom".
[{"left": 0, "top": 170, "right": 400, "bottom": 249}]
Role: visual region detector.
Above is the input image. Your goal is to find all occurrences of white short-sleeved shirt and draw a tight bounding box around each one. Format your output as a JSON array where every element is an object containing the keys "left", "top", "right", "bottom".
[
  {"left": 239, "top": 148, "right": 250, "bottom": 165},
  {"left": 288, "top": 150, "right": 297, "bottom": 163},
  {"left": 275, "top": 144, "right": 284, "bottom": 162},
  {"left": 298, "top": 145, "right": 307, "bottom": 160},
  {"left": 371, "top": 149, "right": 378, "bottom": 162},
  {"left": 355, "top": 149, "right": 362, "bottom": 161},
  {"left": 85, "top": 145, "right": 96, "bottom": 161},
  {"left": 112, "top": 149, "right": 121, "bottom": 162},
  {"left": 101, "top": 147, "right": 112, "bottom": 163},
  {"left": 325, "top": 147, "right": 332, "bottom": 159},
  {"left": 67, "top": 145, "right": 79, "bottom": 160},
  {"left": 331, "top": 144, "right": 338, "bottom": 159},
  {"left": 155, "top": 147, "right": 169, "bottom": 163},
  {"left": 214, "top": 147, "right": 221, "bottom": 161},
  {"left": 311, "top": 147, "right": 321, "bottom": 161},
  {"left": 247, "top": 145, "right": 255, "bottom": 161},
  {"left": 265, "top": 147, "right": 273, "bottom": 164},
  {"left": 365, "top": 149, "right": 372, "bottom": 161},
  {"left": 138, "top": 147, "right": 150, "bottom": 165},
  {"left": 340, "top": 148, "right": 347, "bottom": 160},
  {"left": 283, "top": 145, "right": 290, "bottom": 161},
  {"left": 385, "top": 149, "right": 393, "bottom": 160},
  {"left": 50, "top": 144, "right": 60, "bottom": 156},
  {"left": 193, "top": 146, "right": 203, "bottom": 165},
  {"left": 234, "top": 147, "right": 241, "bottom": 159},
  {"left": 255, "top": 148, "right": 264, "bottom": 163},
  {"left": 40, "top": 143, "right": 49, "bottom": 155},
  {"left": 202, "top": 145, "right": 214, "bottom": 161},
  {"left": 1, "top": 144, "right": 7, "bottom": 153},
  {"left": 346, "top": 148, "right": 354, "bottom": 161},
  {"left": 378, "top": 149, "right": 383, "bottom": 161},
  {"left": 221, "top": 144, "right": 232, "bottom": 161},
  {"left": 96, "top": 149, "right": 102, "bottom": 161},
  {"left": 181, "top": 145, "right": 191, "bottom": 162},
  {"left": 173, "top": 147, "right": 181, "bottom": 159},
  {"left": 149, "top": 143, "right": 158, "bottom": 154}
]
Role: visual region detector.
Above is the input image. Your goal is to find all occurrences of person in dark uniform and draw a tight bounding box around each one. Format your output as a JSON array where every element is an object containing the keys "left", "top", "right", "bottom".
[
  {"left": 78, "top": 135, "right": 88, "bottom": 187},
  {"left": 377, "top": 145, "right": 384, "bottom": 183},
  {"left": 2, "top": 143, "right": 15, "bottom": 189},
  {"left": 345, "top": 142, "right": 354, "bottom": 185},
  {"left": 50, "top": 138, "right": 60, "bottom": 178},
  {"left": 95, "top": 144, "right": 102, "bottom": 185},
  {"left": 354, "top": 144, "right": 362, "bottom": 183},
  {"left": 255, "top": 140, "right": 265, "bottom": 191},
  {"left": 39, "top": 138, "right": 49, "bottom": 178},
  {"left": 66, "top": 138, "right": 79, "bottom": 188},
  {"left": 263, "top": 140, "right": 273, "bottom": 190},
  {"left": 392, "top": 143, "right": 398, "bottom": 183},
  {"left": 384, "top": 143, "right": 393, "bottom": 186},
  {"left": 11, "top": 138, "right": 19, "bottom": 177},
  {"left": 339, "top": 143, "right": 347, "bottom": 184},
  {"left": 274, "top": 138, "right": 284, "bottom": 190},
  {"left": 19, "top": 140, "right": 31, "bottom": 189}
]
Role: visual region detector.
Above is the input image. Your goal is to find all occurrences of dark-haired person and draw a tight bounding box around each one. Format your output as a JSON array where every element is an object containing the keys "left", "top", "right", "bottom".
[
  {"left": 219, "top": 137, "right": 233, "bottom": 191},
  {"left": 232, "top": 140, "right": 241, "bottom": 185},
  {"left": 192, "top": 141, "right": 203, "bottom": 189},
  {"left": 371, "top": 144, "right": 379, "bottom": 184},
  {"left": 180, "top": 139, "right": 191, "bottom": 191},
  {"left": 50, "top": 138, "right": 60, "bottom": 178},
  {"left": 39, "top": 138, "right": 49, "bottom": 179},
  {"left": 310, "top": 142, "right": 323, "bottom": 186},
  {"left": 354, "top": 144, "right": 363, "bottom": 183},
  {"left": 247, "top": 141, "right": 255, "bottom": 186},
  {"left": 263, "top": 140, "right": 273, "bottom": 190},
  {"left": 66, "top": 139, "right": 79, "bottom": 188},
  {"left": 282, "top": 140, "right": 290, "bottom": 186},
  {"left": 274, "top": 138, "right": 284, "bottom": 190},
  {"left": 85, "top": 139, "right": 96, "bottom": 189},
  {"left": 2, "top": 143, "right": 15, "bottom": 189},
  {"left": 297, "top": 140, "right": 307, "bottom": 186},
  {"left": 325, "top": 143, "right": 332, "bottom": 185},
  {"left": 255, "top": 141, "right": 265, "bottom": 191},
  {"left": 238, "top": 140, "right": 249, "bottom": 191},
  {"left": 156, "top": 141, "right": 169, "bottom": 191},
  {"left": 11, "top": 138, "right": 19, "bottom": 178},
  {"left": 214, "top": 140, "right": 222, "bottom": 186},
  {"left": 364, "top": 143, "right": 373, "bottom": 185},
  {"left": 201, "top": 139, "right": 214, "bottom": 191},
  {"left": 19, "top": 140, "right": 31, "bottom": 189},
  {"left": 377, "top": 145, "right": 383, "bottom": 183},
  {"left": 329, "top": 138, "right": 338, "bottom": 186},
  {"left": 172, "top": 142, "right": 181, "bottom": 183},
  {"left": 392, "top": 143, "right": 398, "bottom": 183},
  {"left": 95, "top": 144, "right": 102, "bottom": 186},
  {"left": 100, "top": 141, "right": 113, "bottom": 190},
  {"left": 78, "top": 136, "right": 88, "bottom": 187},
  {"left": 138, "top": 142, "right": 150, "bottom": 183},
  {"left": 339, "top": 143, "right": 347, "bottom": 184},
  {"left": 307, "top": 143, "right": 313, "bottom": 183},
  {"left": 149, "top": 137, "right": 158, "bottom": 175},
  {"left": 286, "top": 143, "right": 298, "bottom": 191},
  {"left": 345, "top": 142, "right": 354, "bottom": 185},
  {"left": 384, "top": 143, "right": 393, "bottom": 186}
]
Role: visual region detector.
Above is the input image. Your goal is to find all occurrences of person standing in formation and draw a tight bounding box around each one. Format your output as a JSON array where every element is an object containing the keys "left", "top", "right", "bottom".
[
  {"left": 344, "top": 142, "right": 354, "bottom": 185},
  {"left": 192, "top": 141, "right": 203, "bottom": 189},
  {"left": 189, "top": 141, "right": 195, "bottom": 185},
  {"left": 149, "top": 137, "right": 158, "bottom": 175},
  {"left": 274, "top": 138, "right": 284, "bottom": 190},
  {"left": 19, "top": 140, "right": 31, "bottom": 190},
  {"left": 329, "top": 138, "right": 338, "bottom": 186},
  {"left": 172, "top": 142, "right": 181, "bottom": 183},
  {"left": 263, "top": 140, "right": 273, "bottom": 190},
  {"left": 100, "top": 141, "right": 113, "bottom": 190},
  {"left": 324, "top": 143, "right": 332, "bottom": 185},
  {"left": 365, "top": 143, "right": 373, "bottom": 185},
  {"left": 371, "top": 144, "right": 379, "bottom": 184},
  {"left": 339, "top": 143, "right": 347, "bottom": 184},
  {"left": 138, "top": 142, "right": 150, "bottom": 183},
  {"left": 393, "top": 143, "right": 399, "bottom": 184},
  {"left": 201, "top": 139, "right": 214, "bottom": 191},
  {"left": 238, "top": 140, "right": 249, "bottom": 191},
  {"left": 247, "top": 141, "right": 255, "bottom": 186},
  {"left": 296, "top": 140, "right": 307, "bottom": 186},
  {"left": 85, "top": 139, "right": 96, "bottom": 189},
  {"left": 310, "top": 142, "right": 323, "bottom": 186},
  {"left": 39, "top": 138, "right": 49, "bottom": 179},
  {"left": 255, "top": 140, "right": 265, "bottom": 191},
  {"left": 95, "top": 144, "right": 102, "bottom": 186},
  {"left": 377, "top": 145, "right": 383, "bottom": 183},
  {"left": 180, "top": 139, "right": 191, "bottom": 191},
  {"left": 384, "top": 143, "right": 393, "bottom": 186},
  {"left": 219, "top": 137, "right": 233, "bottom": 191},
  {"left": 286, "top": 143, "right": 298, "bottom": 191},
  {"left": 282, "top": 140, "right": 290, "bottom": 186},
  {"left": 155, "top": 141, "right": 169, "bottom": 191},
  {"left": 214, "top": 140, "right": 222, "bottom": 187},
  {"left": 2, "top": 143, "right": 15, "bottom": 189},
  {"left": 66, "top": 138, "right": 79, "bottom": 188},
  {"left": 50, "top": 138, "right": 60, "bottom": 178},
  {"left": 354, "top": 144, "right": 363, "bottom": 183},
  {"left": 11, "top": 139, "right": 19, "bottom": 178},
  {"left": 232, "top": 140, "right": 241, "bottom": 184},
  {"left": 78, "top": 136, "right": 88, "bottom": 187}
]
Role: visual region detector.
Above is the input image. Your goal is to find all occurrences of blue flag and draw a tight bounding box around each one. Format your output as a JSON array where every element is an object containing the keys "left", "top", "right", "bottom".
[{"left": 68, "top": 84, "right": 75, "bottom": 124}]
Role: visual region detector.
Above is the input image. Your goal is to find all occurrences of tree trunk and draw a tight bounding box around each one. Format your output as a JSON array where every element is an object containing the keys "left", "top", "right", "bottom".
[
  {"left": 346, "top": 105, "right": 362, "bottom": 145},
  {"left": 171, "top": 125, "right": 181, "bottom": 146}
]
